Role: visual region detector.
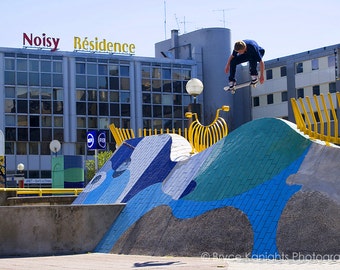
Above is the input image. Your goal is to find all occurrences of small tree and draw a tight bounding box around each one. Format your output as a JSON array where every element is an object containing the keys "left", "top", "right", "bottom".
[{"left": 85, "top": 150, "right": 113, "bottom": 182}]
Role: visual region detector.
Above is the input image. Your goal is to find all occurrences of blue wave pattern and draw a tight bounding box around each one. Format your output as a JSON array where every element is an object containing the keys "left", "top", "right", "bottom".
[{"left": 74, "top": 118, "right": 311, "bottom": 258}]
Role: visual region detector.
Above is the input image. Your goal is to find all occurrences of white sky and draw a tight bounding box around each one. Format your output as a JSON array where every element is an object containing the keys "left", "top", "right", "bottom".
[{"left": 1, "top": 0, "right": 339, "bottom": 61}]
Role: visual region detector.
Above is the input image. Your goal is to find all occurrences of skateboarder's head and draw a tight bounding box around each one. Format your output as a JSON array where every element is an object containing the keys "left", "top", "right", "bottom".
[{"left": 234, "top": 40, "right": 246, "bottom": 54}]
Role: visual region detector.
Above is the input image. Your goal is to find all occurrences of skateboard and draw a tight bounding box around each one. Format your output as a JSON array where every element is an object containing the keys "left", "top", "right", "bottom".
[{"left": 224, "top": 81, "right": 258, "bottom": 94}]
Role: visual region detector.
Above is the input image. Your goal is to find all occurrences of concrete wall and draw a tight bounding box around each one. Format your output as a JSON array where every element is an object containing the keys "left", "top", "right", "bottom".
[{"left": 0, "top": 204, "right": 125, "bottom": 257}]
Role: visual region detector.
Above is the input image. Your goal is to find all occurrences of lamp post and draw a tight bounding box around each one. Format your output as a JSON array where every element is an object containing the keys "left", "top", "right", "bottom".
[
  {"left": 17, "top": 163, "right": 25, "bottom": 188},
  {"left": 186, "top": 78, "right": 204, "bottom": 123}
]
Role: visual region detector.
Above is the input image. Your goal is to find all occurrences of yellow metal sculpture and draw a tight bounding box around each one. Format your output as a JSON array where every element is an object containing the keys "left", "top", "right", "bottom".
[
  {"left": 185, "top": 105, "right": 229, "bottom": 153},
  {"left": 109, "top": 105, "right": 230, "bottom": 153}
]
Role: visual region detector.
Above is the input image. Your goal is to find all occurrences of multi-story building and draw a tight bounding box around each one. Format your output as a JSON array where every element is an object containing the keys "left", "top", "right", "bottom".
[
  {"left": 0, "top": 39, "right": 197, "bottom": 184},
  {"left": 0, "top": 28, "right": 339, "bottom": 185},
  {"left": 251, "top": 45, "right": 340, "bottom": 121}
]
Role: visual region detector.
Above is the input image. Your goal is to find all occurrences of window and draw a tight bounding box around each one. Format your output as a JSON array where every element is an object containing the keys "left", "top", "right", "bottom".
[
  {"left": 311, "top": 59, "right": 319, "bottom": 70},
  {"left": 17, "top": 59, "right": 27, "bottom": 71},
  {"left": 329, "top": 82, "right": 336, "bottom": 93},
  {"left": 297, "top": 88, "right": 304, "bottom": 98},
  {"left": 328, "top": 55, "right": 336, "bottom": 67},
  {"left": 76, "top": 63, "right": 85, "bottom": 74},
  {"left": 267, "top": 94, "right": 274, "bottom": 104},
  {"left": 266, "top": 69, "right": 273, "bottom": 80},
  {"left": 29, "top": 142, "right": 39, "bottom": 155},
  {"left": 280, "top": 66, "right": 287, "bottom": 77},
  {"left": 162, "top": 69, "right": 171, "bottom": 80},
  {"left": 17, "top": 142, "right": 27, "bottom": 154},
  {"left": 281, "top": 91, "right": 288, "bottom": 102},
  {"left": 41, "top": 61, "right": 52, "bottom": 72},
  {"left": 312, "top": 85, "right": 320, "bottom": 96},
  {"left": 296, "top": 62, "right": 303, "bottom": 73},
  {"left": 98, "top": 64, "right": 107, "bottom": 75},
  {"left": 4, "top": 71, "right": 15, "bottom": 85},
  {"left": 5, "top": 58, "right": 15, "bottom": 70},
  {"left": 120, "top": 66, "right": 129, "bottom": 77},
  {"left": 253, "top": 97, "right": 260, "bottom": 107},
  {"left": 87, "top": 63, "right": 97, "bottom": 75}
]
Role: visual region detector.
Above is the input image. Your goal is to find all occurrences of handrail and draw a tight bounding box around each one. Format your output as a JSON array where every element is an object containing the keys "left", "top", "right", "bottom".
[
  {"left": 291, "top": 92, "right": 340, "bottom": 144},
  {"left": 0, "top": 188, "right": 83, "bottom": 197}
]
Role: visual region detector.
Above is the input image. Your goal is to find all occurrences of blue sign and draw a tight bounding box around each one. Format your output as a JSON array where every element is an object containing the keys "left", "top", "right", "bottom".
[
  {"left": 87, "top": 130, "right": 106, "bottom": 150},
  {"left": 97, "top": 130, "right": 106, "bottom": 150},
  {"left": 87, "top": 131, "right": 97, "bottom": 150}
]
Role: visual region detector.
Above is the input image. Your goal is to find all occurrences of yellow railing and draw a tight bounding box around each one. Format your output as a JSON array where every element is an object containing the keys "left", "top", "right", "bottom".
[
  {"left": 0, "top": 188, "right": 83, "bottom": 197},
  {"left": 185, "top": 105, "right": 230, "bottom": 152},
  {"left": 109, "top": 124, "right": 135, "bottom": 146},
  {"left": 291, "top": 92, "right": 340, "bottom": 144},
  {"left": 109, "top": 106, "right": 230, "bottom": 153}
]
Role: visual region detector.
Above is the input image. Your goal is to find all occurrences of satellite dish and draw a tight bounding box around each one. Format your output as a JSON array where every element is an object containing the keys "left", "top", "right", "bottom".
[{"left": 49, "top": 140, "right": 61, "bottom": 153}]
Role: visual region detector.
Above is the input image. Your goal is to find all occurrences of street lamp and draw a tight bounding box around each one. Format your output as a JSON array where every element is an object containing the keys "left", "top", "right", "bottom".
[
  {"left": 186, "top": 78, "right": 204, "bottom": 122},
  {"left": 17, "top": 163, "right": 25, "bottom": 188},
  {"left": 186, "top": 78, "right": 204, "bottom": 102},
  {"left": 17, "top": 163, "right": 25, "bottom": 172}
]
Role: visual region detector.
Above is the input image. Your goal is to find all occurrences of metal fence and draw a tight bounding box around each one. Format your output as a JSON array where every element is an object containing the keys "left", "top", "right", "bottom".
[{"left": 291, "top": 92, "right": 340, "bottom": 144}]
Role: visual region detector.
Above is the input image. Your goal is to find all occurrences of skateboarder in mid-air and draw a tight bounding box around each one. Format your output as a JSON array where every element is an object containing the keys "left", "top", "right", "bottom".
[{"left": 225, "top": 39, "right": 265, "bottom": 90}]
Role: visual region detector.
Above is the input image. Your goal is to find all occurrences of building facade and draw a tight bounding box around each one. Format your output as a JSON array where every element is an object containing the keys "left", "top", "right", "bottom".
[
  {"left": 1, "top": 28, "right": 339, "bottom": 184},
  {"left": 251, "top": 45, "right": 340, "bottom": 121},
  {"left": 0, "top": 47, "right": 197, "bottom": 184}
]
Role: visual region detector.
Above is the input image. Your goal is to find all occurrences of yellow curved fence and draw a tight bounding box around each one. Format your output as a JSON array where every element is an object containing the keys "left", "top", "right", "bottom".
[
  {"left": 185, "top": 106, "right": 229, "bottom": 152},
  {"left": 291, "top": 92, "right": 340, "bottom": 144},
  {"left": 109, "top": 125, "right": 135, "bottom": 147},
  {"left": 109, "top": 106, "right": 230, "bottom": 153}
]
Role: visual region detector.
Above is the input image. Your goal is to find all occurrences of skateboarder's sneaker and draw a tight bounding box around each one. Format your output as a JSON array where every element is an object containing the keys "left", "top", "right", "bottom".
[
  {"left": 228, "top": 80, "right": 236, "bottom": 89},
  {"left": 251, "top": 75, "right": 258, "bottom": 85}
]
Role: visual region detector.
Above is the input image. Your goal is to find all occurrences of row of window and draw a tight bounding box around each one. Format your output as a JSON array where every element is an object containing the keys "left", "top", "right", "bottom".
[
  {"left": 297, "top": 82, "right": 336, "bottom": 98},
  {"left": 5, "top": 127, "right": 63, "bottom": 143},
  {"left": 253, "top": 91, "right": 288, "bottom": 107},
  {"left": 141, "top": 65, "right": 191, "bottom": 80},
  {"left": 6, "top": 169, "right": 51, "bottom": 180},
  {"left": 253, "top": 82, "right": 337, "bottom": 107},
  {"left": 296, "top": 55, "right": 336, "bottom": 74},
  {"left": 5, "top": 86, "right": 64, "bottom": 100},
  {"left": 5, "top": 100, "right": 63, "bottom": 114},
  {"left": 265, "top": 55, "right": 337, "bottom": 80}
]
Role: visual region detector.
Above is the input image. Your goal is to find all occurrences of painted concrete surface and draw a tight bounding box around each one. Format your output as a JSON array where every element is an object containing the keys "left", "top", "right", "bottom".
[{"left": 73, "top": 118, "right": 340, "bottom": 258}]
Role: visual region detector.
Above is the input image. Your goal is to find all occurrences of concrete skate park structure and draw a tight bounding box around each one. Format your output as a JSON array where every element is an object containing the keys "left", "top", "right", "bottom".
[{"left": 1, "top": 117, "right": 339, "bottom": 259}]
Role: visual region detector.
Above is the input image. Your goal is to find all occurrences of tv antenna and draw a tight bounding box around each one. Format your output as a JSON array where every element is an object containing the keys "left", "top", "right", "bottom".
[
  {"left": 213, "top": 8, "right": 235, "bottom": 28},
  {"left": 174, "top": 14, "right": 191, "bottom": 34},
  {"left": 164, "top": 0, "right": 167, "bottom": 39}
]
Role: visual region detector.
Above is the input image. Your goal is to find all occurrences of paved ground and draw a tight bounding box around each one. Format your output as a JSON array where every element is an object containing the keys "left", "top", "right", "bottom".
[{"left": 0, "top": 253, "right": 339, "bottom": 270}]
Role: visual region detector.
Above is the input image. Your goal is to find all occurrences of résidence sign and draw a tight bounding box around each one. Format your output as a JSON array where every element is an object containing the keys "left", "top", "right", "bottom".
[
  {"left": 74, "top": 36, "right": 135, "bottom": 55},
  {"left": 23, "top": 33, "right": 60, "bottom": 52}
]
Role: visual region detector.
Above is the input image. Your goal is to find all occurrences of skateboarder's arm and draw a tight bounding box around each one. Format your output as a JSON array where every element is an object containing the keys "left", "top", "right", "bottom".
[
  {"left": 225, "top": 55, "right": 234, "bottom": 74},
  {"left": 259, "top": 60, "right": 265, "bottom": 84}
]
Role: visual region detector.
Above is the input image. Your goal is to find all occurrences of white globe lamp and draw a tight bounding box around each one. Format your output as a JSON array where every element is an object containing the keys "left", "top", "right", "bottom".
[{"left": 186, "top": 78, "right": 204, "bottom": 100}]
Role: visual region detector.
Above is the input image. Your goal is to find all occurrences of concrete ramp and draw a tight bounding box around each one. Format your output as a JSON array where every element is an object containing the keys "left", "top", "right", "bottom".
[{"left": 73, "top": 118, "right": 340, "bottom": 259}]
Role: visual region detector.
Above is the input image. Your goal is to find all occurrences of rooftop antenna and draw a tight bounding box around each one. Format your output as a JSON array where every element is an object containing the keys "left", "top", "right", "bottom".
[
  {"left": 181, "top": 16, "right": 190, "bottom": 33},
  {"left": 174, "top": 14, "right": 180, "bottom": 32},
  {"left": 213, "top": 8, "right": 235, "bottom": 28},
  {"left": 174, "top": 14, "right": 191, "bottom": 34},
  {"left": 164, "top": 0, "right": 167, "bottom": 39}
]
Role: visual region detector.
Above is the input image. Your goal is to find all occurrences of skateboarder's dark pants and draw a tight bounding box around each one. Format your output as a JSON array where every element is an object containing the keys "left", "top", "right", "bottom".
[{"left": 228, "top": 49, "right": 265, "bottom": 82}]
